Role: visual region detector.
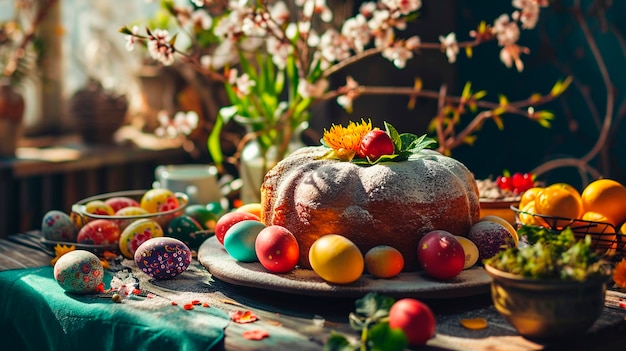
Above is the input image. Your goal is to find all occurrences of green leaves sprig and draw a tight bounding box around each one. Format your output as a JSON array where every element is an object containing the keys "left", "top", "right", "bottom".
[
  {"left": 324, "top": 293, "right": 407, "bottom": 351},
  {"left": 321, "top": 121, "right": 437, "bottom": 166}
]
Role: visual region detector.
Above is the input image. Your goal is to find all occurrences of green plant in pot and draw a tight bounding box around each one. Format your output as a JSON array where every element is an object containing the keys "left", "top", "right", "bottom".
[
  {"left": 483, "top": 225, "right": 612, "bottom": 343},
  {"left": 0, "top": 0, "right": 58, "bottom": 158}
]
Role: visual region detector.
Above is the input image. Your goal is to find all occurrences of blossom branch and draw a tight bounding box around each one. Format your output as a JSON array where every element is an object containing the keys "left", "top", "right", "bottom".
[
  {"left": 3, "top": 0, "right": 59, "bottom": 79},
  {"left": 530, "top": 0, "right": 616, "bottom": 184}
]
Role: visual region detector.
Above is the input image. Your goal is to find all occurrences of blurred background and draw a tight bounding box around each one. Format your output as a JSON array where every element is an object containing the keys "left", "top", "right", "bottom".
[{"left": 1, "top": 0, "right": 624, "bottom": 235}]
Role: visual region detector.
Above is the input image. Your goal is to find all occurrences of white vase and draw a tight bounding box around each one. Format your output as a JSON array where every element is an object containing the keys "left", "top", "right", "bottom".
[{"left": 239, "top": 124, "right": 306, "bottom": 204}]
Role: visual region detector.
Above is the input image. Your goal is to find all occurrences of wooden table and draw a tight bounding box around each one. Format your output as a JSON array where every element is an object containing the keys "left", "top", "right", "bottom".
[{"left": 1, "top": 231, "right": 625, "bottom": 351}]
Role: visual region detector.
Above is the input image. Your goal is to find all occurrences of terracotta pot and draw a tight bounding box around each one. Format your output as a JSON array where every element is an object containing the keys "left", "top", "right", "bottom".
[
  {"left": 485, "top": 264, "right": 610, "bottom": 343},
  {"left": 0, "top": 82, "right": 25, "bottom": 158}
]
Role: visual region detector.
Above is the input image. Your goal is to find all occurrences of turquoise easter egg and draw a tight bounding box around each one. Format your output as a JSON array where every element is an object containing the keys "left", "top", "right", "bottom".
[{"left": 223, "top": 220, "right": 266, "bottom": 262}]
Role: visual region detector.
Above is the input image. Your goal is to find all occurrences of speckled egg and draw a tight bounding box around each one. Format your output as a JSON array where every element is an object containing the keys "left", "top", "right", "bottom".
[
  {"left": 53, "top": 250, "right": 104, "bottom": 293},
  {"left": 119, "top": 219, "right": 164, "bottom": 259},
  {"left": 76, "top": 219, "right": 121, "bottom": 245},
  {"left": 140, "top": 188, "right": 180, "bottom": 213},
  {"left": 134, "top": 237, "right": 191, "bottom": 280},
  {"left": 42, "top": 210, "right": 77, "bottom": 242}
]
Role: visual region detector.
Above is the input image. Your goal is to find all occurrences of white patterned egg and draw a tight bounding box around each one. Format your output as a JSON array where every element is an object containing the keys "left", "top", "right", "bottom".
[
  {"left": 42, "top": 210, "right": 77, "bottom": 242},
  {"left": 134, "top": 237, "right": 191, "bottom": 280},
  {"left": 53, "top": 250, "right": 104, "bottom": 293}
]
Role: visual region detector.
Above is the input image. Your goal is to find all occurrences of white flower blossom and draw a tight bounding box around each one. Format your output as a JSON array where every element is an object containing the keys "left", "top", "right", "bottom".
[
  {"left": 500, "top": 44, "right": 529, "bottom": 72},
  {"left": 336, "top": 76, "right": 360, "bottom": 112},
  {"left": 405, "top": 35, "right": 421, "bottom": 50},
  {"left": 191, "top": 9, "right": 212, "bottom": 31},
  {"left": 359, "top": 2, "right": 377, "bottom": 17},
  {"left": 266, "top": 36, "right": 292, "bottom": 69},
  {"left": 234, "top": 72, "right": 256, "bottom": 96},
  {"left": 382, "top": 43, "right": 414, "bottom": 68},
  {"left": 512, "top": 0, "right": 545, "bottom": 29},
  {"left": 270, "top": 1, "right": 290, "bottom": 25},
  {"left": 125, "top": 25, "right": 138, "bottom": 51},
  {"left": 147, "top": 29, "right": 175, "bottom": 66},
  {"left": 439, "top": 32, "right": 459, "bottom": 63},
  {"left": 297, "top": 79, "right": 329, "bottom": 99},
  {"left": 341, "top": 14, "right": 371, "bottom": 53},
  {"left": 382, "top": 0, "right": 422, "bottom": 16},
  {"left": 155, "top": 111, "right": 199, "bottom": 138},
  {"left": 493, "top": 14, "right": 520, "bottom": 46}
]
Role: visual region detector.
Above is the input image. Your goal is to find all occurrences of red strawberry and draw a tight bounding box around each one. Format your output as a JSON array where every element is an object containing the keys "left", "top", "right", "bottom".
[{"left": 358, "top": 130, "right": 394, "bottom": 161}]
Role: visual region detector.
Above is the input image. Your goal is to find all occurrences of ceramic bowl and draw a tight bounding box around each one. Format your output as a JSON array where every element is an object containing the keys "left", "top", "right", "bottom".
[
  {"left": 71, "top": 189, "right": 188, "bottom": 230},
  {"left": 485, "top": 264, "right": 610, "bottom": 343},
  {"left": 479, "top": 199, "right": 519, "bottom": 226}
]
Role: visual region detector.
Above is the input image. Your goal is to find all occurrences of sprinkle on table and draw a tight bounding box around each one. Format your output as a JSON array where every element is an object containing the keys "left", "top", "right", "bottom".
[
  {"left": 242, "top": 329, "right": 269, "bottom": 341},
  {"left": 231, "top": 310, "right": 258, "bottom": 323},
  {"left": 460, "top": 318, "right": 488, "bottom": 330}
]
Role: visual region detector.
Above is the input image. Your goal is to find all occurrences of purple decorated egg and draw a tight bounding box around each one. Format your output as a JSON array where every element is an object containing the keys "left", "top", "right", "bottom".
[
  {"left": 53, "top": 250, "right": 104, "bottom": 293},
  {"left": 134, "top": 237, "right": 191, "bottom": 280}
]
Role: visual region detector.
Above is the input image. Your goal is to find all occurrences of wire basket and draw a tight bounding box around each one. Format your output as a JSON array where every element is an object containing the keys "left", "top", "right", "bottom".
[{"left": 511, "top": 206, "right": 624, "bottom": 258}]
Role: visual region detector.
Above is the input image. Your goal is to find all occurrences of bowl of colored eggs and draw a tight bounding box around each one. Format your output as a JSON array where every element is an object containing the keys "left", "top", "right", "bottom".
[
  {"left": 71, "top": 189, "right": 189, "bottom": 229},
  {"left": 40, "top": 189, "right": 189, "bottom": 255}
]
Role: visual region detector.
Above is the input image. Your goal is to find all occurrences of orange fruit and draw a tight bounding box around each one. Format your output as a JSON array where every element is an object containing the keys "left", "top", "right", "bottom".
[
  {"left": 479, "top": 215, "right": 519, "bottom": 246},
  {"left": 518, "top": 200, "right": 539, "bottom": 226},
  {"left": 534, "top": 183, "right": 583, "bottom": 225},
  {"left": 581, "top": 179, "right": 626, "bottom": 226},
  {"left": 576, "top": 211, "right": 617, "bottom": 252},
  {"left": 519, "top": 187, "right": 543, "bottom": 209}
]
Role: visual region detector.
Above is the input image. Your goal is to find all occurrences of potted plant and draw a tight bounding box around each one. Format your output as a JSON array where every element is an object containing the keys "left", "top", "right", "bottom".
[
  {"left": 120, "top": 1, "right": 566, "bottom": 202},
  {"left": 0, "top": 0, "right": 58, "bottom": 158},
  {"left": 484, "top": 225, "right": 612, "bottom": 342}
]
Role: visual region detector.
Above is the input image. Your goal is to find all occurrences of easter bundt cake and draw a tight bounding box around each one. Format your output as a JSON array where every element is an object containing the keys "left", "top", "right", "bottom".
[{"left": 260, "top": 121, "right": 480, "bottom": 271}]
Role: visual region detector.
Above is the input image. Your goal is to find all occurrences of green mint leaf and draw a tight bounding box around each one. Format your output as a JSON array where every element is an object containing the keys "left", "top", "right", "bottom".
[
  {"left": 398, "top": 133, "right": 419, "bottom": 152},
  {"left": 323, "top": 332, "right": 357, "bottom": 351},
  {"left": 384, "top": 121, "right": 403, "bottom": 152},
  {"left": 405, "top": 133, "right": 437, "bottom": 153},
  {"left": 355, "top": 292, "right": 395, "bottom": 319},
  {"left": 367, "top": 322, "right": 408, "bottom": 351}
]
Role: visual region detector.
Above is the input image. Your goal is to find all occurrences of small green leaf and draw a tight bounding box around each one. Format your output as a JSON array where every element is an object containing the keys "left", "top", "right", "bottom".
[
  {"left": 384, "top": 122, "right": 402, "bottom": 152},
  {"left": 367, "top": 322, "right": 408, "bottom": 351},
  {"left": 119, "top": 26, "right": 132, "bottom": 35},
  {"left": 355, "top": 292, "right": 395, "bottom": 319},
  {"left": 405, "top": 133, "right": 437, "bottom": 153},
  {"left": 323, "top": 332, "right": 356, "bottom": 351},
  {"left": 168, "top": 33, "right": 178, "bottom": 46},
  {"left": 473, "top": 90, "right": 487, "bottom": 100},
  {"left": 207, "top": 111, "right": 225, "bottom": 167},
  {"left": 492, "top": 115, "right": 504, "bottom": 130},
  {"left": 461, "top": 82, "right": 472, "bottom": 100}
]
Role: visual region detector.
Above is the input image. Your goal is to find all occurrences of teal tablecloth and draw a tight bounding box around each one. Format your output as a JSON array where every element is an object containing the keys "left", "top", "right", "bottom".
[{"left": 0, "top": 266, "right": 229, "bottom": 351}]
